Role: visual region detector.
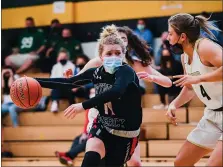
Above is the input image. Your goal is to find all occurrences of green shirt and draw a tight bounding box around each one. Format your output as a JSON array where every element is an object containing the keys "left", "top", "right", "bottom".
[
  {"left": 19, "top": 29, "right": 45, "bottom": 54},
  {"left": 54, "top": 39, "right": 83, "bottom": 60}
]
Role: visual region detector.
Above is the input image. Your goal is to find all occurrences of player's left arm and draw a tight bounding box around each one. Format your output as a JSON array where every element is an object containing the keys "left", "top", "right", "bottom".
[{"left": 197, "top": 39, "right": 223, "bottom": 82}]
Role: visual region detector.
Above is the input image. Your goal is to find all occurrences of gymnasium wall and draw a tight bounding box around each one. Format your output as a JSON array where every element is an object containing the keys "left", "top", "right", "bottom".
[{"left": 2, "top": 1, "right": 223, "bottom": 59}]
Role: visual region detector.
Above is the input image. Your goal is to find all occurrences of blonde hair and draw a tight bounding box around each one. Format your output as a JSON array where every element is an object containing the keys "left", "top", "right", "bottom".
[
  {"left": 168, "top": 13, "right": 221, "bottom": 43},
  {"left": 98, "top": 24, "right": 126, "bottom": 56}
]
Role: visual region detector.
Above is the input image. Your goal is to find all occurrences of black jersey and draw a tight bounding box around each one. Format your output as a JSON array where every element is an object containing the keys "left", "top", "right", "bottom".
[{"left": 36, "top": 64, "right": 142, "bottom": 131}]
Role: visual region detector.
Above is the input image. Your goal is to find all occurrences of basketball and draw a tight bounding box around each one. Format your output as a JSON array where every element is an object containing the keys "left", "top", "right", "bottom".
[{"left": 10, "top": 77, "right": 42, "bottom": 109}]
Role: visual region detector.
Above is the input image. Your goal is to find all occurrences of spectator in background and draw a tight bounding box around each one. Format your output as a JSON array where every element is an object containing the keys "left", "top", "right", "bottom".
[
  {"left": 4, "top": 17, "right": 45, "bottom": 74},
  {"left": 72, "top": 54, "right": 93, "bottom": 100},
  {"left": 1, "top": 66, "right": 49, "bottom": 127},
  {"left": 1, "top": 66, "right": 22, "bottom": 127},
  {"left": 155, "top": 32, "right": 168, "bottom": 66},
  {"left": 153, "top": 48, "right": 183, "bottom": 110},
  {"left": 55, "top": 88, "right": 96, "bottom": 166},
  {"left": 134, "top": 19, "right": 153, "bottom": 46},
  {"left": 46, "top": 28, "right": 83, "bottom": 63},
  {"left": 40, "top": 19, "right": 62, "bottom": 73},
  {"left": 50, "top": 50, "right": 75, "bottom": 112}
]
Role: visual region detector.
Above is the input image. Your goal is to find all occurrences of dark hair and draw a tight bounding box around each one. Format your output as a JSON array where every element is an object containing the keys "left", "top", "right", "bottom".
[
  {"left": 168, "top": 13, "right": 221, "bottom": 43},
  {"left": 26, "top": 17, "right": 34, "bottom": 22},
  {"left": 201, "top": 11, "right": 210, "bottom": 18},
  {"left": 117, "top": 26, "right": 151, "bottom": 66},
  {"left": 2, "top": 65, "right": 15, "bottom": 74},
  {"left": 51, "top": 19, "right": 60, "bottom": 25},
  {"left": 74, "top": 54, "right": 90, "bottom": 64}
]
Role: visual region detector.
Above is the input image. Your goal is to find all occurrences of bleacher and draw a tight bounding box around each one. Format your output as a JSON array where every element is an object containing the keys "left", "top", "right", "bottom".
[{"left": 2, "top": 71, "right": 208, "bottom": 166}]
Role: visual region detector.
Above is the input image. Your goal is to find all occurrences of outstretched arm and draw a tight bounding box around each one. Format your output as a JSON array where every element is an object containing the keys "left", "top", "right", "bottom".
[{"left": 35, "top": 68, "right": 96, "bottom": 90}]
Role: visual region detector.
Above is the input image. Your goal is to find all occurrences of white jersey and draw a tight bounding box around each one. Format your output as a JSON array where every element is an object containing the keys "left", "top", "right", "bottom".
[{"left": 184, "top": 39, "right": 222, "bottom": 109}]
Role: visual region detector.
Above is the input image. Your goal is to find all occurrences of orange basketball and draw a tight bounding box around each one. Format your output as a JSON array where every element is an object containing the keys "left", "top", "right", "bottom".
[{"left": 10, "top": 77, "right": 42, "bottom": 109}]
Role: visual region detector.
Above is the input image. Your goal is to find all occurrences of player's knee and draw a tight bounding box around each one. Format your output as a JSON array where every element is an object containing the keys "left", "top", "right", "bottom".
[
  {"left": 174, "top": 156, "right": 192, "bottom": 166},
  {"left": 127, "top": 159, "right": 142, "bottom": 167}
]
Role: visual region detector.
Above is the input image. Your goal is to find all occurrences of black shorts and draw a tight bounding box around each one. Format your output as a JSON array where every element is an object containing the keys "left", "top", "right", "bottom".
[{"left": 88, "top": 118, "right": 139, "bottom": 167}]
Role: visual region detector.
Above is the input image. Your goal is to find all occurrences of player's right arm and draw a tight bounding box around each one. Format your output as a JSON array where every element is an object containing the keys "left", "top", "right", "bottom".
[
  {"left": 35, "top": 68, "right": 96, "bottom": 90},
  {"left": 166, "top": 54, "right": 196, "bottom": 125}
]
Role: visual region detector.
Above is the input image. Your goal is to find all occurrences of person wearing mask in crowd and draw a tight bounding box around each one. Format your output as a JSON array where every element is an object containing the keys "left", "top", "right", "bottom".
[
  {"left": 5, "top": 17, "right": 45, "bottom": 74},
  {"left": 50, "top": 50, "right": 75, "bottom": 112},
  {"left": 40, "top": 19, "right": 62, "bottom": 72},
  {"left": 72, "top": 54, "right": 94, "bottom": 101},
  {"left": 134, "top": 19, "right": 153, "bottom": 46},
  {"left": 153, "top": 48, "right": 183, "bottom": 110},
  {"left": 46, "top": 28, "right": 83, "bottom": 62}
]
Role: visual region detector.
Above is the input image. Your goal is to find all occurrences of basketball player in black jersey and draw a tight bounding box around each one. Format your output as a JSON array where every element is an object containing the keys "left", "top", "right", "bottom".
[{"left": 35, "top": 25, "right": 142, "bottom": 167}]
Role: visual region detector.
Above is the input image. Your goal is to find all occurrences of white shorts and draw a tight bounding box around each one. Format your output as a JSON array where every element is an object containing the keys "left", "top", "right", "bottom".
[
  {"left": 87, "top": 108, "right": 99, "bottom": 133},
  {"left": 8, "top": 53, "right": 39, "bottom": 68},
  {"left": 187, "top": 107, "right": 223, "bottom": 150}
]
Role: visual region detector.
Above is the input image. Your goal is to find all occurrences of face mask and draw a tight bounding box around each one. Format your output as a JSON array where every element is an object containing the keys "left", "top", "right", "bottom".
[
  {"left": 89, "top": 93, "right": 95, "bottom": 99},
  {"left": 63, "top": 37, "right": 71, "bottom": 41},
  {"left": 26, "top": 27, "right": 35, "bottom": 32},
  {"left": 162, "top": 56, "right": 171, "bottom": 62},
  {"left": 103, "top": 56, "right": 123, "bottom": 74},
  {"left": 60, "top": 59, "right": 67, "bottom": 65},
  {"left": 76, "top": 64, "right": 85, "bottom": 70},
  {"left": 137, "top": 24, "right": 145, "bottom": 31},
  {"left": 168, "top": 36, "right": 184, "bottom": 55}
]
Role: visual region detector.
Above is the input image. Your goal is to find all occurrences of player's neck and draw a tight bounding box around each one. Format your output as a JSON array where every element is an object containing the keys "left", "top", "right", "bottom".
[{"left": 182, "top": 43, "right": 194, "bottom": 58}]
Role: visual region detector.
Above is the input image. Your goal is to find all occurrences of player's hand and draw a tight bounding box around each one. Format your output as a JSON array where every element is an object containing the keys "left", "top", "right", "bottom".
[
  {"left": 173, "top": 75, "right": 201, "bottom": 87},
  {"left": 63, "top": 69, "right": 73, "bottom": 78},
  {"left": 79, "top": 133, "right": 88, "bottom": 144},
  {"left": 165, "top": 104, "right": 178, "bottom": 126},
  {"left": 136, "top": 72, "right": 154, "bottom": 82},
  {"left": 64, "top": 103, "right": 85, "bottom": 119}
]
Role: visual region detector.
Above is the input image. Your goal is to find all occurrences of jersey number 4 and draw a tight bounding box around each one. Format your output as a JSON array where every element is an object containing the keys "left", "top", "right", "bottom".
[{"left": 200, "top": 85, "right": 211, "bottom": 100}]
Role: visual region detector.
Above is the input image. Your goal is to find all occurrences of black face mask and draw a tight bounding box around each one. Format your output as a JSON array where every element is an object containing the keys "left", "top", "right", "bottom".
[
  {"left": 76, "top": 64, "right": 85, "bottom": 70},
  {"left": 63, "top": 37, "right": 71, "bottom": 41},
  {"left": 26, "top": 27, "right": 36, "bottom": 32},
  {"left": 162, "top": 56, "right": 171, "bottom": 62},
  {"left": 60, "top": 59, "right": 67, "bottom": 65},
  {"left": 165, "top": 38, "right": 184, "bottom": 55}
]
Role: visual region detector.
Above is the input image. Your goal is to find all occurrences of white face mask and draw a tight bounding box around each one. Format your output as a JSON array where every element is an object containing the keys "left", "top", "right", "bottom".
[
  {"left": 103, "top": 56, "right": 123, "bottom": 74},
  {"left": 137, "top": 24, "right": 145, "bottom": 31}
]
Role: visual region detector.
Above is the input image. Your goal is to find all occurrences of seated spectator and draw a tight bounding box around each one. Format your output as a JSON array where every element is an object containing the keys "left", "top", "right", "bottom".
[
  {"left": 40, "top": 19, "right": 62, "bottom": 72},
  {"left": 4, "top": 17, "right": 45, "bottom": 74},
  {"left": 1, "top": 66, "right": 49, "bottom": 127},
  {"left": 55, "top": 88, "right": 96, "bottom": 166},
  {"left": 72, "top": 54, "right": 93, "bottom": 100},
  {"left": 153, "top": 48, "right": 183, "bottom": 110},
  {"left": 46, "top": 28, "right": 83, "bottom": 63},
  {"left": 134, "top": 19, "right": 153, "bottom": 46},
  {"left": 50, "top": 50, "right": 75, "bottom": 112}
]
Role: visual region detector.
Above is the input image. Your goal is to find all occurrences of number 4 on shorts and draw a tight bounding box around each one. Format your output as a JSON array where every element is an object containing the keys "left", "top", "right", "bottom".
[{"left": 200, "top": 85, "right": 211, "bottom": 100}]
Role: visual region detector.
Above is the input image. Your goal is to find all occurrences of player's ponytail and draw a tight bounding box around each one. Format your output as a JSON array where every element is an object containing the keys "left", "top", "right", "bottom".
[{"left": 168, "top": 13, "right": 221, "bottom": 44}]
